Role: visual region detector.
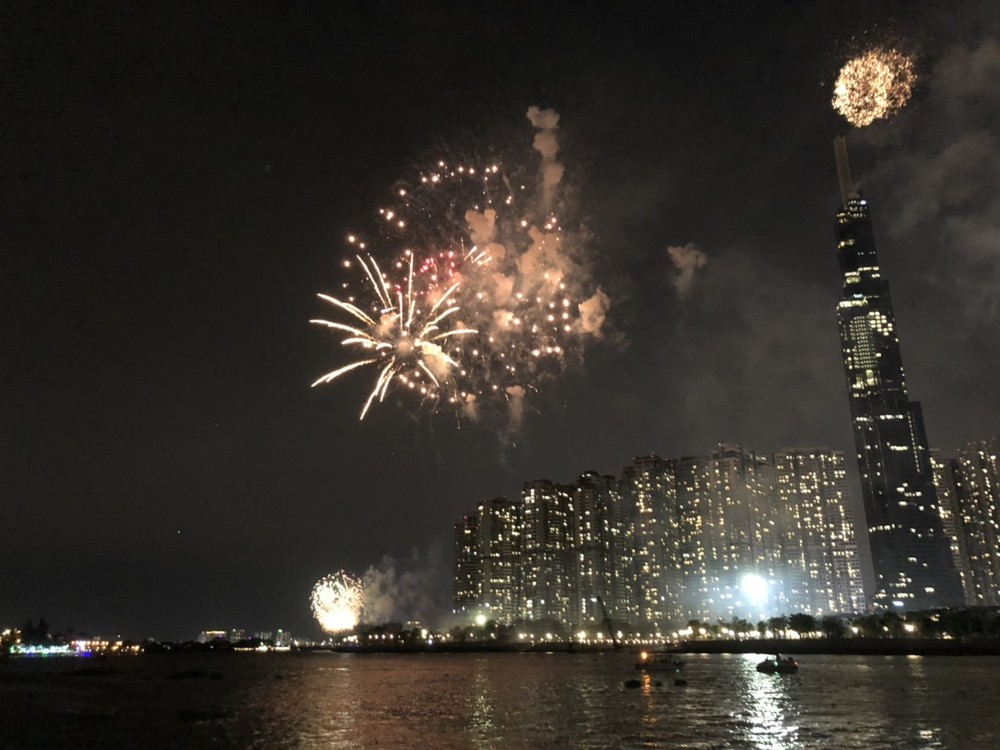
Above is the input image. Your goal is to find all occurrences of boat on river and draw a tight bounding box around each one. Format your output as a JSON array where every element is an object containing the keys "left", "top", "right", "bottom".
[
  {"left": 756, "top": 655, "right": 799, "bottom": 674},
  {"left": 635, "top": 650, "right": 685, "bottom": 672}
]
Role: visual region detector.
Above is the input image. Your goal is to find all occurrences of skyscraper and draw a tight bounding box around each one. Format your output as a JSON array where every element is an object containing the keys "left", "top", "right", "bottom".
[{"left": 832, "top": 136, "right": 962, "bottom": 610}]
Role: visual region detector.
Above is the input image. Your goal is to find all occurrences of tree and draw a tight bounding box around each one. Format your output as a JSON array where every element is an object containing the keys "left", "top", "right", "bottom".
[
  {"left": 820, "top": 615, "right": 846, "bottom": 639},
  {"left": 856, "top": 614, "right": 881, "bottom": 638},
  {"left": 880, "top": 611, "right": 904, "bottom": 638},
  {"left": 788, "top": 613, "right": 817, "bottom": 636},
  {"left": 767, "top": 616, "right": 789, "bottom": 638}
]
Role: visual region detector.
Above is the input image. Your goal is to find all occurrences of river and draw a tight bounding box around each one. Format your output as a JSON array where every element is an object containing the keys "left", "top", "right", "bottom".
[{"left": 2, "top": 651, "right": 998, "bottom": 748}]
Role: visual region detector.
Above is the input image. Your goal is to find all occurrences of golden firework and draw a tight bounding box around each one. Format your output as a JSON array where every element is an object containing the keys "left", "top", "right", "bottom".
[{"left": 833, "top": 48, "right": 917, "bottom": 127}]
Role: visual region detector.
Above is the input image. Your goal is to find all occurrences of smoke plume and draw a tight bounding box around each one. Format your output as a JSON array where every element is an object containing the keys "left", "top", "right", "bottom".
[
  {"left": 667, "top": 243, "right": 709, "bottom": 299},
  {"left": 360, "top": 546, "right": 450, "bottom": 626},
  {"left": 526, "top": 106, "right": 564, "bottom": 209}
]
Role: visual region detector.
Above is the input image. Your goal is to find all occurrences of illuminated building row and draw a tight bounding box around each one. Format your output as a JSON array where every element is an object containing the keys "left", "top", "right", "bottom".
[
  {"left": 931, "top": 439, "right": 1000, "bottom": 606},
  {"left": 453, "top": 445, "right": 866, "bottom": 631}
]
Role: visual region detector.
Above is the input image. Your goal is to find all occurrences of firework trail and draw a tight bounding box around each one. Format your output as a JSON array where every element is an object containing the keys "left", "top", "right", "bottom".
[
  {"left": 312, "top": 107, "right": 609, "bottom": 422},
  {"left": 833, "top": 47, "right": 917, "bottom": 127},
  {"left": 310, "top": 572, "right": 364, "bottom": 634}
]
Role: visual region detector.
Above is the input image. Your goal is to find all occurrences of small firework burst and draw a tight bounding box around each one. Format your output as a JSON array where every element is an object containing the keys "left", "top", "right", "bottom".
[{"left": 310, "top": 572, "right": 364, "bottom": 634}]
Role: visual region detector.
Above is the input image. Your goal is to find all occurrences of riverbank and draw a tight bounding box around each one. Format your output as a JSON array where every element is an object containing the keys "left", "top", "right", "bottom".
[{"left": 680, "top": 637, "right": 1000, "bottom": 656}]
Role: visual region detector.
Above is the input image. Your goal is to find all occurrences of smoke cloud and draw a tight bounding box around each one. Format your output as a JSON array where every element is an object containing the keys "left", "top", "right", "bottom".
[
  {"left": 578, "top": 289, "right": 610, "bottom": 336},
  {"left": 526, "top": 106, "right": 564, "bottom": 208},
  {"left": 505, "top": 385, "right": 526, "bottom": 431},
  {"left": 667, "top": 243, "right": 709, "bottom": 299},
  {"left": 360, "top": 545, "right": 450, "bottom": 626}
]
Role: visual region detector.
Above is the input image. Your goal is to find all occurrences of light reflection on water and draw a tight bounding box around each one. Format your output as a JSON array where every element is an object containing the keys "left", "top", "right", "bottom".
[
  {"left": 736, "top": 652, "right": 798, "bottom": 749},
  {"left": 2, "top": 652, "right": 1000, "bottom": 748}
]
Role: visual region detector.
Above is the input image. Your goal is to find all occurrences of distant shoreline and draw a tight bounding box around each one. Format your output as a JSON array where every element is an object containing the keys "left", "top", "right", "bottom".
[
  {"left": 288, "top": 637, "right": 1000, "bottom": 657},
  {"left": 679, "top": 637, "right": 1000, "bottom": 657}
]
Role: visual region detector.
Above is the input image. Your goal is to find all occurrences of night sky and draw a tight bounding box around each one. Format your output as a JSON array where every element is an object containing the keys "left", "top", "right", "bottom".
[{"left": 4, "top": 1, "right": 998, "bottom": 640}]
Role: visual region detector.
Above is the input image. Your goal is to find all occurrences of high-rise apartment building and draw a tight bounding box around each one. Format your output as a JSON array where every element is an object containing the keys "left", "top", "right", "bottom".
[
  {"left": 930, "top": 450, "right": 975, "bottom": 605},
  {"left": 622, "top": 455, "right": 678, "bottom": 631},
  {"left": 573, "top": 471, "right": 631, "bottom": 628},
  {"left": 521, "top": 479, "right": 575, "bottom": 625},
  {"left": 452, "top": 513, "right": 480, "bottom": 615},
  {"left": 951, "top": 438, "right": 1000, "bottom": 606},
  {"left": 832, "top": 136, "right": 962, "bottom": 610},
  {"left": 773, "top": 449, "right": 865, "bottom": 614},
  {"left": 477, "top": 497, "right": 523, "bottom": 622},
  {"left": 687, "top": 444, "right": 782, "bottom": 621}
]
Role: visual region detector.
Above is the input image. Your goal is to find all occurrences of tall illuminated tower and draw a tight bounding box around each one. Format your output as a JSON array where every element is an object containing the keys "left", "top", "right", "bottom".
[{"left": 833, "top": 136, "right": 962, "bottom": 610}]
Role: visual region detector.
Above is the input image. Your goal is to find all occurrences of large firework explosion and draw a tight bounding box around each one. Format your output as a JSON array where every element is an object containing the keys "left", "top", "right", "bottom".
[
  {"left": 832, "top": 47, "right": 917, "bottom": 127},
  {"left": 310, "top": 572, "right": 364, "bottom": 634},
  {"left": 311, "top": 107, "right": 609, "bottom": 422}
]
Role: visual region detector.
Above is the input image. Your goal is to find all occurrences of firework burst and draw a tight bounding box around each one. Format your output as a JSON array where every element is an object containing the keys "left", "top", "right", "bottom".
[
  {"left": 833, "top": 47, "right": 917, "bottom": 127},
  {"left": 310, "top": 572, "right": 364, "bottom": 634},
  {"left": 311, "top": 108, "right": 609, "bottom": 422},
  {"left": 310, "top": 251, "right": 476, "bottom": 419}
]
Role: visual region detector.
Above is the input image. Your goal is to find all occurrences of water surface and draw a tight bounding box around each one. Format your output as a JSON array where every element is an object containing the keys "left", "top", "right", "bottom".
[{"left": 2, "top": 652, "right": 998, "bottom": 748}]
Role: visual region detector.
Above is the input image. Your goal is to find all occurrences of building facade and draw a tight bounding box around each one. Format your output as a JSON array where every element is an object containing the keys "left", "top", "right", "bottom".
[
  {"left": 452, "top": 514, "right": 481, "bottom": 615},
  {"left": 477, "top": 497, "right": 523, "bottom": 623},
  {"left": 572, "top": 471, "right": 632, "bottom": 629},
  {"left": 520, "top": 479, "right": 576, "bottom": 626},
  {"left": 930, "top": 450, "right": 975, "bottom": 605},
  {"left": 773, "top": 448, "right": 865, "bottom": 614},
  {"left": 622, "top": 455, "right": 677, "bottom": 632},
  {"left": 686, "top": 444, "right": 782, "bottom": 622}
]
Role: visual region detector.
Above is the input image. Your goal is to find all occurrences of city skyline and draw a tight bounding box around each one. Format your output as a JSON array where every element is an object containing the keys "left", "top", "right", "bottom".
[
  {"left": 4, "top": 2, "right": 999, "bottom": 639},
  {"left": 450, "top": 442, "right": 868, "bottom": 632}
]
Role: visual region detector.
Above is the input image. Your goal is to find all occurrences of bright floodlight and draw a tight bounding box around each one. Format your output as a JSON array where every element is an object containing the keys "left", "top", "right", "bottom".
[
  {"left": 475, "top": 614, "right": 487, "bottom": 626},
  {"left": 741, "top": 573, "right": 768, "bottom": 603}
]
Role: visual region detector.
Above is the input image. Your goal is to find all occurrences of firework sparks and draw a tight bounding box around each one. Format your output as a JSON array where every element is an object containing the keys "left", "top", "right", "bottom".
[
  {"left": 833, "top": 48, "right": 917, "bottom": 127},
  {"left": 311, "top": 252, "right": 476, "bottom": 420},
  {"left": 311, "top": 108, "right": 609, "bottom": 422},
  {"left": 310, "top": 572, "right": 365, "bottom": 634}
]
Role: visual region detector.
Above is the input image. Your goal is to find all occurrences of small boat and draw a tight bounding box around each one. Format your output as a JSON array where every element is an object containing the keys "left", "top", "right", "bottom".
[
  {"left": 635, "top": 650, "right": 685, "bottom": 672},
  {"left": 756, "top": 655, "right": 799, "bottom": 674}
]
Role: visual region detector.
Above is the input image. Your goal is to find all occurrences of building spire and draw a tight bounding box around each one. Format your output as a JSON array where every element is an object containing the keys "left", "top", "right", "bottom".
[{"left": 833, "top": 135, "right": 857, "bottom": 208}]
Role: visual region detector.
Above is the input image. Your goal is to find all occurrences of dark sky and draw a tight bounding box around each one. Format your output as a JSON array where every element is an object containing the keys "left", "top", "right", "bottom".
[{"left": 3, "top": 1, "right": 998, "bottom": 639}]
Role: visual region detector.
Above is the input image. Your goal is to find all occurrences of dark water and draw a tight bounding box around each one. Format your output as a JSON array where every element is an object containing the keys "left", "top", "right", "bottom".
[{"left": 2, "top": 652, "right": 999, "bottom": 748}]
